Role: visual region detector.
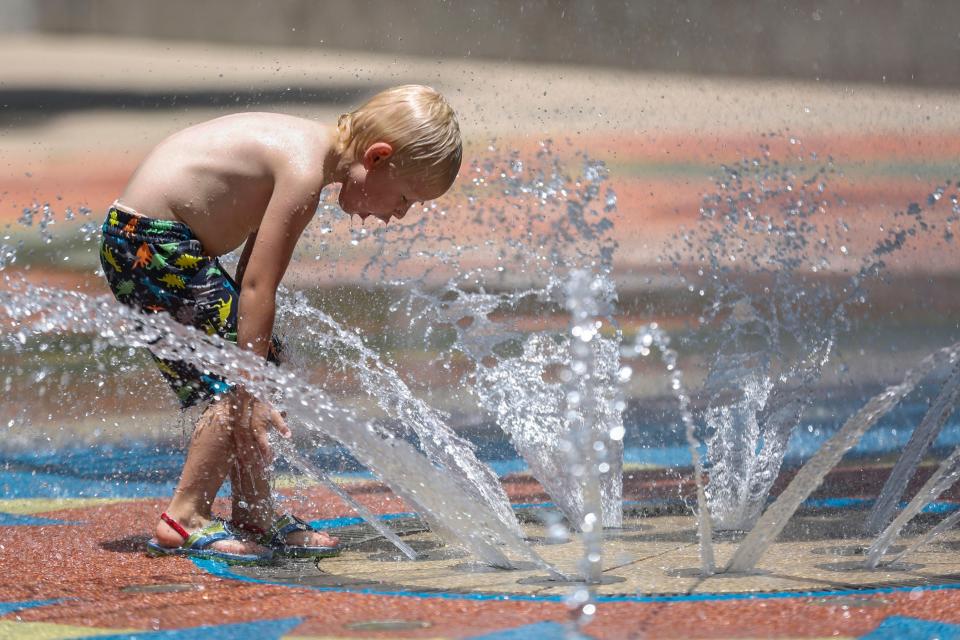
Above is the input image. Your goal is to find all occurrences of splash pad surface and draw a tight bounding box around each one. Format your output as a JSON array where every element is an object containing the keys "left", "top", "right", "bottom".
[
  {"left": 7, "top": 457, "right": 960, "bottom": 639},
  {"left": 227, "top": 503, "right": 960, "bottom": 600}
]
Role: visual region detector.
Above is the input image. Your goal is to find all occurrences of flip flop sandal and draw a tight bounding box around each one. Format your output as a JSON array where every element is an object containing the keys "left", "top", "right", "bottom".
[
  {"left": 260, "top": 513, "right": 341, "bottom": 559},
  {"left": 146, "top": 512, "right": 274, "bottom": 565}
]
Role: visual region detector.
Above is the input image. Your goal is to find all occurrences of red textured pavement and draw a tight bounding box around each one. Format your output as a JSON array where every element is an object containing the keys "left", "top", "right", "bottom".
[{"left": 4, "top": 472, "right": 960, "bottom": 638}]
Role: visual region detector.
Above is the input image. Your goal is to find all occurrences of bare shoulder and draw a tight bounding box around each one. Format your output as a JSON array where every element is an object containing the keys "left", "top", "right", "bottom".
[
  {"left": 165, "top": 112, "right": 330, "bottom": 179},
  {"left": 122, "top": 111, "right": 330, "bottom": 254},
  {"left": 225, "top": 112, "right": 328, "bottom": 174}
]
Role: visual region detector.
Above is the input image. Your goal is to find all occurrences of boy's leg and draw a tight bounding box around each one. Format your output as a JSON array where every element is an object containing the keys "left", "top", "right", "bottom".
[
  {"left": 155, "top": 399, "right": 266, "bottom": 554},
  {"left": 100, "top": 212, "right": 264, "bottom": 552},
  {"left": 228, "top": 429, "right": 339, "bottom": 548},
  {"left": 229, "top": 435, "right": 273, "bottom": 532}
]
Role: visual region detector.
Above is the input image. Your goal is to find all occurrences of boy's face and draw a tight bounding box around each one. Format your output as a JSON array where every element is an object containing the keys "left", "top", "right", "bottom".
[{"left": 338, "top": 143, "right": 448, "bottom": 224}]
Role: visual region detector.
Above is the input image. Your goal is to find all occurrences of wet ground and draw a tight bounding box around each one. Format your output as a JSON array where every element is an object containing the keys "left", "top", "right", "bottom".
[
  {"left": 8, "top": 460, "right": 960, "bottom": 639},
  {"left": 229, "top": 506, "right": 960, "bottom": 599}
]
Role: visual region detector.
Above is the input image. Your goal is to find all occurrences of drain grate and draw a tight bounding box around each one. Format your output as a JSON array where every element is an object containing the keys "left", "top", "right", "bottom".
[
  {"left": 346, "top": 620, "right": 431, "bottom": 631},
  {"left": 809, "top": 595, "right": 892, "bottom": 607},
  {"left": 328, "top": 516, "right": 429, "bottom": 549}
]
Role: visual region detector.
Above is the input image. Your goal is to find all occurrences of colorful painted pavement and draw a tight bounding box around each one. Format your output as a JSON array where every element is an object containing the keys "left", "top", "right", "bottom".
[{"left": 6, "top": 444, "right": 960, "bottom": 639}]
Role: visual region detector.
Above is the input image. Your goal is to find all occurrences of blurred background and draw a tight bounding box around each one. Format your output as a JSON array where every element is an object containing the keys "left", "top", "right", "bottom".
[
  {"left": 8, "top": 1, "right": 960, "bottom": 85},
  {"left": 2, "top": 1, "right": 960, "bottom": 451}
]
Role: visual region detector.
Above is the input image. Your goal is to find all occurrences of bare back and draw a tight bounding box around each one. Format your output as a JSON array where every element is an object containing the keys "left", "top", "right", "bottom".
[{"left": 120, "top": 113, "right": 330, "bottom": 256}]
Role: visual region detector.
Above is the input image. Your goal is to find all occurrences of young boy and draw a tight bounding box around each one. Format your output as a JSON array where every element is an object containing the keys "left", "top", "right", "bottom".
[{"left": 99, "top": 85, "right": 462, "bottom": 562}]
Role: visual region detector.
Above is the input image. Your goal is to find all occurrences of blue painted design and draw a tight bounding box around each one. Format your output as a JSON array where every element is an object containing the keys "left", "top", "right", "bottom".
[
  {"left": 12, "top": 426, "right": 960, "bottom": 500},
  {"left": 0, "top": 512, "right": 74, "bottom": 526},
  {"left": 307, "top": 511, "right": 417, "bottom": 530},
  {"left": 805, "top": 497, "right": 873, "bottom": 510},
  {"left": 86, "top": 616, "right": 303, "bottom": 639},
  {"left": 486, "top": 458, "right": 532, "bottom": 476},
  {"left": 0, "top": 469, "right": 180, "bottom": 500},
  {"left": 921, "top": 501, "right": 959, "bottom": 514},
  {"left": 860, "top": 616, "right": 960, "bottom": 639},
  {"left": 802, "top": 497, "right": 958, "bottom": 515},
  {"left": 615, "top": 401, "right": 960, "bottom": 470},
  {"left": 0, "top": 442, "right": 365, "bottom": 499},
  {"left": 2, "top": 444, "right": 184, "bottom": 482},
  {"left": 512, "top": 501, "right": 558, "bottom": 510},
  {"left": 0, "top": 599, "right": 61, "bottom": 615},
  {"left": 467, "top": 621, "right": 578, "bottom": 639}
]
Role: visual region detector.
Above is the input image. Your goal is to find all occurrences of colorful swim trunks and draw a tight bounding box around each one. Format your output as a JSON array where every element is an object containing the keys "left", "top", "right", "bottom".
[{"left": 99, "top": 205, "right": 277, "bottom": 408}]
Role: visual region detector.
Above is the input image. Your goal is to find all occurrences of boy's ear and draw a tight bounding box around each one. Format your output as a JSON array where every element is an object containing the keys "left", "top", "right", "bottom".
[{"left": 362, "top": 142, "right": 394, "bottom": 170}]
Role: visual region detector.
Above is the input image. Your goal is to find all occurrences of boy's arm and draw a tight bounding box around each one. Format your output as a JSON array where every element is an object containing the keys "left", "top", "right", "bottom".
[
  {"left": 231, "top": 174, "right": 320, "bottom": 460},
  {"left": 235, "top": 231, "right": 257, "bottom": 287},
  {"left": 235, "top": 175, "right": 320, "bottom": 360}
]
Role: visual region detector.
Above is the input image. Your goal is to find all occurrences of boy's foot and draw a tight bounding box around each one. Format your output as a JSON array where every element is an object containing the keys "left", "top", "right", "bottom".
[
  {"left": 154, "top": 512, "right": 269, "bottom": 557},
  {"left": 244, "top": 513, "right": 341, "bottom": 558},
  {"left": 282, "top": 527, "right": 339, "bottom": 549},
  {"left": 233, "top": 514, "right": 339, "bottom": 549}
]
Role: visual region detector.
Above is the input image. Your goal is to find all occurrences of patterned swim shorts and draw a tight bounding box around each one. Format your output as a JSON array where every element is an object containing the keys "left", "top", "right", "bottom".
[{"left": 99, "top": 205, "right": 278, "bottom": 407}]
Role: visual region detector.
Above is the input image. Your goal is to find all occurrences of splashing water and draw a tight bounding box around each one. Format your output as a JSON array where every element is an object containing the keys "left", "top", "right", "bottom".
[
  {"left": 866, "top": 443, "right": 960, "bottom": 568},
  {"left": 887, "top": 506, "right": 960, "bottom": 567},
  {"left": 864, "top": 363, "right": 960, "bottom": 536},
  {"left": 559, "top": 269, "right": 611, "bottom": 631},
  {"left": 1, "top": 280, "right": 558, "bottom": 571},
  {"left": 727, "top": 340, "right": 960, "bottom": 573},
  {"left": 272, "top": 437, "right": 421, "bottom": 560},
  {"left": 0, "top": 145, "right": 620, "bottom": 579},
  {"left": 371, "top": 144, "right": 626, "bottom": 532},
  {"left": 276, "top": 293, "right": 522, "bottom": 537},
  {"left": 626, "top": 323, "right": 715, "bottom": 575},
  {"left": 864, "top": 366, "right": 960, "bottom": 567},
  {"left": 674, "top": 141, "right": 946, "bottom": 532},
  {"left": 6, "top": 134, "right": 960, "bottom": 623}
]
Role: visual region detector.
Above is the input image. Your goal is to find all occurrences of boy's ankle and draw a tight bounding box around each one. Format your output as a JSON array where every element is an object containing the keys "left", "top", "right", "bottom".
[
  {"left": 231, "top": 505, "right": 275, "bottom": 534},
  {"left": 231, "top": 512, "right": 275, "bottom": 535},
  {"left": 156, "top": 515, "right": 192, "bottom": 548},
  {"left": 159, "top": 509, "right": 212, "bottom": 533}
]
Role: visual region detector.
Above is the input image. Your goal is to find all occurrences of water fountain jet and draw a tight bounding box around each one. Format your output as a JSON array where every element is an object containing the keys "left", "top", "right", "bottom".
[
  {"left": 726, "top": 342, "right": 960, "bottom": 573},
  {"left": 864, "top": 364, "right": 960, "bottom": 535}
]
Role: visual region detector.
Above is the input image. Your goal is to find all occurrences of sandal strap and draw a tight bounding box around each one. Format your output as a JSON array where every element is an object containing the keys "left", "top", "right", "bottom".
[
  {"left": 263, "top": 513, "right": 314, "bottom": 547},
  {"left": 160, "top": 513, "right": 242, "bottom": 551},
  {"left": 159, "top": 512, "right": 190, "bottom": 541},
  {"left": 184, "top": 520, "right": 237, "bottom": 551}
]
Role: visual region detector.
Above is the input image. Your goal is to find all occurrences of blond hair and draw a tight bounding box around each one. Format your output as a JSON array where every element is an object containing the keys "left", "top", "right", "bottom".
[{"left": 337, "top": 85, "right": 462, "bottom": 194}]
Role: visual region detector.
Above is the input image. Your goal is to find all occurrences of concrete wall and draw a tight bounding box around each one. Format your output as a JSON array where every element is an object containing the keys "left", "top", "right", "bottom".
[
  {"left": 0, "top": 0, "right": 36, "bottom": 33},
  {"left": 22, "top": 0, "right": 960, "bottom": 87}
]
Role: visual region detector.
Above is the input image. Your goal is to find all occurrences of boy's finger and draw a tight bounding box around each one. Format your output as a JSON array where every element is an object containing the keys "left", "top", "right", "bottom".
[{"left": 270, "top": 408, "right": 292, "bottom": 438}]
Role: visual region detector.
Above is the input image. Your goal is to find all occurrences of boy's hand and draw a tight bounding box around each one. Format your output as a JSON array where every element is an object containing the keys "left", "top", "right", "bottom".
[{"left": 231, "top": 387, "right": 291, "bottom": 463}]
